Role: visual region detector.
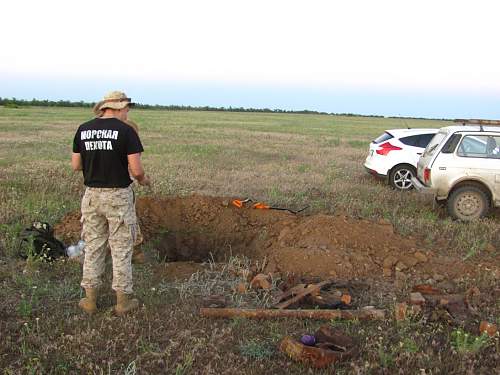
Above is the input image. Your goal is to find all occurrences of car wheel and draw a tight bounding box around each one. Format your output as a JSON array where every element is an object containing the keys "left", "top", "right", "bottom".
[
  {"left": 447, "top": 185, "right": 490, "bottom": 221},
  {"left": 389, "top": 165, "right": 416, "bottom": 190}
]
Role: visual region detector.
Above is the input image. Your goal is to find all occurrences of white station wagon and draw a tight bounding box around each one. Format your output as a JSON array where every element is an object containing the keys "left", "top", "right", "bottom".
[
  {"left": 412, "top": 120, "right": 500, "bottom": 220},
  {"left": 364, "top": 128, "right": 439, "bottom": 190}
]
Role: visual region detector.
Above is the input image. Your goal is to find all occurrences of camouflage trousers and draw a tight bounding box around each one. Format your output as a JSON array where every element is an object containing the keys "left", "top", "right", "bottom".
[{"left": 80, "top": 186, "right": 138, "bottom": 294}]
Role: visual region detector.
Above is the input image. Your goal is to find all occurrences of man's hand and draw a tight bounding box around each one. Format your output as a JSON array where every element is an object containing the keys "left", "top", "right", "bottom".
[
  {"left": 138, "top": 175, "right": 151, "bottom": 187},
  {"left": 128, "top": 153, "right": 148, "bottom": 182}
]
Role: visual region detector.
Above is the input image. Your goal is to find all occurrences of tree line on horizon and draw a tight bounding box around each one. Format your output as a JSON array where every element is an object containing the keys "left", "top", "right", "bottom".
[
  {"left": 0, "top": 97, "right": 446, "bottom": 121},
  {"left": 0, "top": 96, "right": 371, "bottom": 116}
]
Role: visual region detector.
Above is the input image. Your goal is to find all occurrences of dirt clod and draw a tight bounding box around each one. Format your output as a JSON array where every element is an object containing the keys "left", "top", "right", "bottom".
[
  {"left": 414, "top": 251, "right": 428, "bottom": 263},
  {"left": 395, "top": 261, "right": 408, "bottom": 272}
]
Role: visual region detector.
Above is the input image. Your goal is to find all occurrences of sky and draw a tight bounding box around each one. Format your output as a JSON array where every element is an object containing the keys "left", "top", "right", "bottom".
[{"left": 1, "top": 0, "right": 499, "bottom": 119}]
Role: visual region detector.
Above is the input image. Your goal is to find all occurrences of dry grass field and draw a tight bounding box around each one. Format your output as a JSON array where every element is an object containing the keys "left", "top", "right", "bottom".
[{"left": 0, "top": 106, "right": 498, "bottom": 374}]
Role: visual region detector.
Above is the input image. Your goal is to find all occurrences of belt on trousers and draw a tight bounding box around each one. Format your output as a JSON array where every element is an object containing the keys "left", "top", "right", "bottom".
[{"left": 85, "top": 186, "right": 131, "bottom": 192}]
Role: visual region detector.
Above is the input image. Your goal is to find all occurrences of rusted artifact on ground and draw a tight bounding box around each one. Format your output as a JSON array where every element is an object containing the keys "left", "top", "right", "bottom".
[
  {"left": 479, "top": 321, "right": 498, "bottom": 337},
  {"left": 308, "top": 289, "right": 352, "bottom": 309},
  {"left": 412, "top": 284, "right": 442, "bottom": 295},
  {"left": 279, "top": 325, "right": 357, "bottom": 368},
  {"left": 408, "top": 284, "right": 478, "bottom": 323},
  {"left": 274, "top": 278, "right": 354, "bottom": 310},
  {"left": 273, "top": 279, "right": 336, "bottom": 309},
  {"left": 200, "top": 307, "right": 385, "bottom": 320}
]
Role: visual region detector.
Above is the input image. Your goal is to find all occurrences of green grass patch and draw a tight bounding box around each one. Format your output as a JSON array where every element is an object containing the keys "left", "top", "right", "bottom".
[{"left": 239, "top": 339, "right": 274, "bottom": 360}]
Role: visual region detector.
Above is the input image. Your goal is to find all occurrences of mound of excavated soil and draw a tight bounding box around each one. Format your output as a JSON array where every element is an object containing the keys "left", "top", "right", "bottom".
[{"left": 54, "top": 195, "right": 498, "bottom": 281}]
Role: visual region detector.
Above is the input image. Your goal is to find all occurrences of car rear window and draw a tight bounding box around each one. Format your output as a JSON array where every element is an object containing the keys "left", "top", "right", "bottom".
[
  {"left": 399, "top": 133, "right": 436, "bottom": 148},
  {"left": 417, "top": 133, "right": 436, "bottom": 148},
  {"left": 399, "top": 135, "right": 419, "bottom": 147},
  {"left": 441, "top": 134, "right": 462, "bottom": 154},
  {"left": 423, "top": 132, "right": 447, "bottom": 156},
  {"left": 373, "top": 132, "right": 393, "bottom": 144}
]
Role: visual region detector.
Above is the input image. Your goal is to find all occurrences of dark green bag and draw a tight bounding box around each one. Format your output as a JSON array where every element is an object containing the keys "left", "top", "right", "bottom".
[{"left": 18, "top": 222, "right": 66, "bottom": 261}]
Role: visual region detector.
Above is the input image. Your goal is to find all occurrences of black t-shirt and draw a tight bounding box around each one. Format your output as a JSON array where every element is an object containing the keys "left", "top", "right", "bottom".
[{"left": 72, "top": 118, "right": 144, "bottom": 188}]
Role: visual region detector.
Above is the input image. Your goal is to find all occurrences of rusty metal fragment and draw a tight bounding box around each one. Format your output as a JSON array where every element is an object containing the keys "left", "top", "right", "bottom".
[
  {"left": 479, "top": 321, "right": 498, "bottom": 337},
  {"left": 279, "top": 325, "right": 357, "bottom": 368},
  {"left": 272, "top": 279, "right": 335, "bottom": 309},
  {"left": 200, "top": 307, "right": 385, "bottom": 320},
  {"left": 412, "top": 284, "right": 442, "bottom": 295}
]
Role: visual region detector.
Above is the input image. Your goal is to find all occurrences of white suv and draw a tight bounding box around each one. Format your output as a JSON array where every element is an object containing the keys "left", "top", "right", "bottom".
[
  {"left": 412, "top": 123, "right": 500, "bottom": 220},
  {"left": 364, "top": 128, "right": 439, "bottom": 190}
]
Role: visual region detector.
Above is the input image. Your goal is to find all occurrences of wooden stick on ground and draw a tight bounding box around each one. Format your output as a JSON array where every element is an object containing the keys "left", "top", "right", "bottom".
[{"left": 200, "top": 307, "right": 385, "bottom": 320}]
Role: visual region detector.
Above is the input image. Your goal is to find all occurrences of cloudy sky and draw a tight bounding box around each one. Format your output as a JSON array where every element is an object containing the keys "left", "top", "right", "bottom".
[{"left": 1, "top": 0, "right": 499, "bottom": 118}]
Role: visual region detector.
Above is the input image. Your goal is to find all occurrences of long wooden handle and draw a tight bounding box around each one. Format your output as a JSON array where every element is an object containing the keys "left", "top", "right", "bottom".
[{"left": 200, "top": 307, "right": 385, "bottom": 320}]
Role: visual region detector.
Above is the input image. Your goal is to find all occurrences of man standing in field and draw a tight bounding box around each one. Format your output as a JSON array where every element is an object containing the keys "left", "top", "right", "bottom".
[{"left": 71, "top": 91, "right": 150, "bottom": 315}]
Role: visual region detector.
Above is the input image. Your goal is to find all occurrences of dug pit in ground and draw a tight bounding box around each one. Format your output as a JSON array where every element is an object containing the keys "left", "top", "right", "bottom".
[{"left": 54, "top": 195, "right": 498, "bottom": 281}]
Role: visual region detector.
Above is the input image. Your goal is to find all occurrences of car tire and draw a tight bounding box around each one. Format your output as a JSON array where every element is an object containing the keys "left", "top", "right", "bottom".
[
  {"left": 447, "top": 185, "right": 490, "bottom": 221},
  {"left": 389, "top": 164, "right": 416, "bottom": 191}
]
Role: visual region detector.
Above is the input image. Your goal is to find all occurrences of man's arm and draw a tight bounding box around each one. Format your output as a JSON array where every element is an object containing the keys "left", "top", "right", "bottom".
[
  {"left": 128, "top": 153, "right": 151, "bottom": 186},
  {"left": 71, "top": 152, "right": 83, "bottom": 171}
]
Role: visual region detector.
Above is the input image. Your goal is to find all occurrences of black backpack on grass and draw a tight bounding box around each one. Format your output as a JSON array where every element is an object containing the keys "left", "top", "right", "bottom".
[{"left": 18, "top": 221, "right": 66, "bottom": 261}]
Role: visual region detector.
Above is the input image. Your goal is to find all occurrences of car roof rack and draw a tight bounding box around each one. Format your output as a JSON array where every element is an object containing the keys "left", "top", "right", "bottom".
[{"left": 454, "top": 119, "right": 500, "bottom": 132}]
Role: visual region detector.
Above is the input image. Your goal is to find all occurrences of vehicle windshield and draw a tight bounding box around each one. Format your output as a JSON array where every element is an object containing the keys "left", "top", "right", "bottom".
[{"left": 423, "top": 132, "right": 446, "bottom": 157}]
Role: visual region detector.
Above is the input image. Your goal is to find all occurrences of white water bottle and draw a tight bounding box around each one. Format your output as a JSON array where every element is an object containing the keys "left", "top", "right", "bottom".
[
  {"left": 66, "top": 240, "right": 85, "bottom": 257},
  {"left": 76, "top": 240, "right": 86, "bottom": 253},
  {"left": 66, "top": 245, "right": 78, "bottom": 257}
]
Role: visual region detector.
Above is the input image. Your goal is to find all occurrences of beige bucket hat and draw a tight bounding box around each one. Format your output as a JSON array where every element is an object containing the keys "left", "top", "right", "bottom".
[{"left": 93, "top": 91, "right": 134, "bottom": 116}]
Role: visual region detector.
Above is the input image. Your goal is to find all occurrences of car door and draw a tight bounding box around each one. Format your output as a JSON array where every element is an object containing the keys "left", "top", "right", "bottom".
[{"left": 454, "top": 133, "right": 500, "bottom": 202}]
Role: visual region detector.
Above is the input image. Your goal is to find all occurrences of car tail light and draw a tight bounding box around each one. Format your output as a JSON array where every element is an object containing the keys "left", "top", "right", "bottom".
[
  {"left": 423, "top": 168, "right": 431, "bottom": 184},
  {"left": 376, "top": 142, "right": 402, "bottom": 156}
]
